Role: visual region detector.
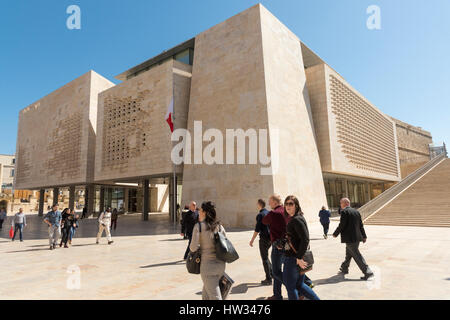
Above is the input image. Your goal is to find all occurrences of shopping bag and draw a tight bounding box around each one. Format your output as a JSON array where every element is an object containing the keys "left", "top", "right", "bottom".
[
  {"left": 219, "top": 273, "right": 234, "bottom": 299},
  {"left": 9, "top": 226, "right": 14, "bottom": 239}
]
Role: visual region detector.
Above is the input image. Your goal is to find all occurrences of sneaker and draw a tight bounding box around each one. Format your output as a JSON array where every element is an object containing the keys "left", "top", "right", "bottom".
[
  {"left": 96, "top": 240, "right": 99, "bottom": 244},
  {"left": 59, "top": 242, "right": 63, "bottom": 248},
  {"left": 64, "top": 244, "right": 69, "bottom": 248},
  {"left": 108, "top": 240, "right": 114, "bottom": 245},
  {"left": 261, "top": 279, "right": 272, "bottom": 286},
  {"left": 266, "top": 295, "right": 282, "bottom": 300},
  {"left": 20, "top": 240, "right": 23, "bottom": 242},
  {"left": 323, "top": 234, "right": 327, "bottom": 239},
  {"left": 69, "top": 240, "right": 72, "bottom": 245},
  {"left": 361, "top": 273, "right": 374, "bottom": 280},
  {"left": 50, "top": 246, "right": 54, "bottom": 250}
]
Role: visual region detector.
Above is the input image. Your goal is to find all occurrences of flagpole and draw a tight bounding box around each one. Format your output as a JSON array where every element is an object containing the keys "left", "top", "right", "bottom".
[{"left": 172, "top": 80, "right": 177, "bottom": 226}]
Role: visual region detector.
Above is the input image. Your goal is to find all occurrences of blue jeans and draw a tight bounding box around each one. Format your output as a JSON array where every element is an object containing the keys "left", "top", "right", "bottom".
[
  {"left": 271, "top": 245, "right": 284, "bottom": 299},
  {"left": 13, "top": 223, "right": 24, "bottom": 241},
  {"left": 283, "top": 256, "right": 320, "bottom": 300},
  {"left": 69, "top": 227, "right": 76, "bottom": 241}
]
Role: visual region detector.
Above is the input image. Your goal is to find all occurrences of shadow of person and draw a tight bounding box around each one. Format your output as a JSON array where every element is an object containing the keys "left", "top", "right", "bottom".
[
  {"left": 313, "top": 273, "right": 365, "bottom": 286},
  {"left": 230, "top": 283, "right": 263, "bottom": 295},
  {"left": 140, "top": 260, "right": 185, "bottom": 268}
]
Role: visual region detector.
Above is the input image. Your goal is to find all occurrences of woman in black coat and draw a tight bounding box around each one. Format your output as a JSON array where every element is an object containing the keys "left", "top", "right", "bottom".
[{"left": 282, "top": 195, "right": 320, "bottom": 300}]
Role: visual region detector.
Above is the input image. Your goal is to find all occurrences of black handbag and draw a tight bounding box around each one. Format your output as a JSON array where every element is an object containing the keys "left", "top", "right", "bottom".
[
  {"left": 214, "top": 227, "right": 239, "bottom": 263},
  {"left": 288, "top": 236, "right": 314, "bottom": 274},
  {"left": 186, "top": 223, "right": 202, "bottom": 274}
]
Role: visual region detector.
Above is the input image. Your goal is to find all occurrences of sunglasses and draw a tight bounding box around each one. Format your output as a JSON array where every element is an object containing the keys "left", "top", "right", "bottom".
[{"left": 285, "top": 202, "right": 295, "bottom": 207}]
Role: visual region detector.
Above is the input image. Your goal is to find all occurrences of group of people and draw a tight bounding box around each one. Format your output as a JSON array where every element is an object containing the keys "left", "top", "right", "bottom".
[
  {"left": 181, "top": 194, "right": 374, "bottom": 301},
  {"left": 3, "top": 204, "right": 119, "bottom": 249},
  {"left": 44, "top": 204, "right": 117, "bottom": 250},
  {"left": 250, "top": 195, "right": 374, "bottom": 300}
]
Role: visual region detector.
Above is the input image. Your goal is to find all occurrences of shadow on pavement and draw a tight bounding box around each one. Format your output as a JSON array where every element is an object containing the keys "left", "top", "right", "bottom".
[
  {"left": 313, "top": 273, "right": 365, "bottom": 286},
  {"left": 140, "top": 260, "right": 185, "bottom": 268},
  {"left": 230, "top": 282, "right": 264, "bottom": 294}
]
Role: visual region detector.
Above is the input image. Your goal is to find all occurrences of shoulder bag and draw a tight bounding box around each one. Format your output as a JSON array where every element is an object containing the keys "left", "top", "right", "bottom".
[{"left": 186, "top": 223, "right": 202, "bottom": 274}]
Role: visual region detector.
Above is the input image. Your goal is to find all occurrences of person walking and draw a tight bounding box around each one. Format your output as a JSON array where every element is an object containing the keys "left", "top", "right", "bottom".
[
  {"left": 68, "top": 211, "right": 79, "bottom": 245},
  {"left": 0, "top": 208, "right": 7, "bottom": 229},
  {"left": 319, "top": 206, "right": 331, "bottom": 239},
  {"left": 189, "top": 201, "right": 226, "bottom": 300},
  {"left": 59, "top": 208, "right": 71, "bottom": 248},
  {"left": 110, "top": 208, "right": 118, "bottom": 231},
  {"left": 44, "top": 204, "right": 62, "bottom": 250},
  {"left": 249, "top": 199, "right": 272, "bottom": 286},
  {"left": 262, "top": 194, "right": 287, "bottom": 300},
  {"left": 333, "top": 198, "right": 374, "bottom": 280},
  {"left": 81, "top": 206, "right": 87, "bottom": 219},
  {"left": 282, "top": 196, "right": 320, "bottom": 300},
  {"left": 97, "top": 207, "right": 114, "bottom": 245},
  {"left": 181, "top": 201, "right": 199, "bottom": 260},
  {"left": 11, "top": 208, "right": 27, "bottom": 242}
]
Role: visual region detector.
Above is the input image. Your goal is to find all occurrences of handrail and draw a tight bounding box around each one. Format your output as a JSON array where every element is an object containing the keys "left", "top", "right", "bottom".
[{"left": 361, "top": 152, "right": 447, "bottom": 221}]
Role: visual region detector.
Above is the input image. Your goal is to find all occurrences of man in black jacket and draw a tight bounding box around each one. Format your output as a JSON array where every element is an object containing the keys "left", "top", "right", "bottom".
[
  {"left": 333, "top": 198, "right": 374, "bottom": 280},
  {"left": 181, "top": 201, "right": 198, "bottom": 260}
]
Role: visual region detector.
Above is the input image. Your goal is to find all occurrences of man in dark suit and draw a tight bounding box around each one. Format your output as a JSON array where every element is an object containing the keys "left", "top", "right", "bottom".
[
  {"left": 333, "top": 198, "right": 374, "bottom": 280},
  {"left": 181, "top": 201, "right": 199, "bottom": 260}
]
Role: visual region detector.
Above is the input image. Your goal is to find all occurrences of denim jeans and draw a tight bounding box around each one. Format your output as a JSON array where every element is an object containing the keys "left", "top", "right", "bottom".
[
  {"left": 271, "top": 245, "right": 284, "bottom": 299},
  {"left": 13, "top": 223, "right": 24, "bottom": 241},
  {"left": 69, "top": 227, "right": 76, "bottom": 241},
  {"left": 283, "top": 256, "right": 320, "bottom": 300}
]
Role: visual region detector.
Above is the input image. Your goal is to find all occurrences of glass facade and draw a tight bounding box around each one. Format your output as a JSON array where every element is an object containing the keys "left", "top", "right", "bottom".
[{"left": 324, "top": 177, "right": 394, "bottom": 211}]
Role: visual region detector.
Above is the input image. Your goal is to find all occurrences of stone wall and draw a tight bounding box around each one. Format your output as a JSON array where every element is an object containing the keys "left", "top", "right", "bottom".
[
  {"left": 306, "top": 64, "right": 401, "bottom": 182},
  {"left": 14, "top": 71, "right": 114, "bottom": 189},
  {"left": 94, "top": 59, "right": 191, "bottom": 183},
  {"left": 391, "top": 117, "right": 433, "bottom": 177}
]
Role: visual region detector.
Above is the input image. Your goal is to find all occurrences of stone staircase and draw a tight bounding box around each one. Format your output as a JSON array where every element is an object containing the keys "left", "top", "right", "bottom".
[{"left": 365, "top": 158, "right": 450, "bottom": 227}]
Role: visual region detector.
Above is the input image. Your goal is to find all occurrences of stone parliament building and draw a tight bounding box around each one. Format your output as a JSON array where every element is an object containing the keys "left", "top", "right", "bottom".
[{"left": 14, "top": 4, "right": 437, "bottom": 227}]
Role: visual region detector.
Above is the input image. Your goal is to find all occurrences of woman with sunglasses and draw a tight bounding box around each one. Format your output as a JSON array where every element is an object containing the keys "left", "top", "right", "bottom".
[{"left": 282, "top": 195, "right": 320, "bottom": 300}]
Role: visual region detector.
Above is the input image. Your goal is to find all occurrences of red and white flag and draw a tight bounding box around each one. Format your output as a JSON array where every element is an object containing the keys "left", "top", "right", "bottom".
[{"left": 165, "top": 98, "right": 174, "bottom": 132}]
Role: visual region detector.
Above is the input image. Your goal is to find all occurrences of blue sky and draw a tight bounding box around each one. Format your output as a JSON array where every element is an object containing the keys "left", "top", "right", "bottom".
[{"left": 0, "top": 0, "right": 448, "bottom": 155}]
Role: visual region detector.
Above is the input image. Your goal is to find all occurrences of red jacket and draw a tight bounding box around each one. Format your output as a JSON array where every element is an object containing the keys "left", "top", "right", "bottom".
[{"left": 262, "top": 205, "right": 287, "bottom": 243}]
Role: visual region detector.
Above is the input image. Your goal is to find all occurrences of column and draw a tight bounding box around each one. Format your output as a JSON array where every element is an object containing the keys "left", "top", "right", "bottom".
[
  {"left": 143, "top": 179, "right": 149, "bottom": 221},
  {"left": 38, "top": 189, "right": 45, "bottom": 216},
  {"left": 123, "top": 188, "right": 129, "bottom": 213},
  {"left": 365, "top": 182, "right": 371, "bottom": 204},
  {"left": 52, "top": 187, "right": 59, "bottom": 206},
  {"left": 69, "top": 186, "right": 76, "bottom": 211},
  {"left": 99, "top": 187, "right": 105, "bottom": 216},
  {"left": 169, "top": 174, "right": 177, "bottom": 223},
  {"left": 343, "top": 179, "right": 349, "bottom": 198}
]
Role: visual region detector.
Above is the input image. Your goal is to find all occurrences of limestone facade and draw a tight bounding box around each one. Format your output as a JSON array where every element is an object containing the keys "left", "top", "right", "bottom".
[
  {"left": 14, "top": 71, "right": 114, "bottom": 189},
  {"left": 94, "top": 59, "right": 191, "bottom": 183},
  {"left": 390, "top": 117, "right": 433, "bottom": 177},
  {"left": 306, "top": 64, "right": 401, "bottom": 182}
]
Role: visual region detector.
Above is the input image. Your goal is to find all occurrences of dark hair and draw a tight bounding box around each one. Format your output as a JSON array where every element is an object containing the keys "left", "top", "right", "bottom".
[
  {"left": 283, "top": 195, "right": 303, "bottom": 217},
  {"left": 112, "top": 208, "right": 118, "bottom": 214},
  {"left": 61, "top": 208, "right": 69, "bottom": 215},
  {"left": 257, "top": 199, "right": 266, "bottom": 208},
  {"left": 201, "top": 201, "right": 220, "bottom": 231}
]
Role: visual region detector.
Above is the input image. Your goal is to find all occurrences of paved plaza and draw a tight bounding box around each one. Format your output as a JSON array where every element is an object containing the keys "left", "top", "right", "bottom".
[{"left": 0, "top": 213, "right": 449, "bottom": 300}]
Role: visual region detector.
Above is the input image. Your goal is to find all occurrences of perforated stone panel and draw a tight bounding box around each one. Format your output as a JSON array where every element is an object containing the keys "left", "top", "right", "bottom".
[{"left": 329, "top": 74, "right": 399, "bottom": 176}]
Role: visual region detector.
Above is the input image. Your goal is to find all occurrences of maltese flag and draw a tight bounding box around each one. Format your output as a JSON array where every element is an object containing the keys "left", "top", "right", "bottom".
[{"left": 165, "top": 98, "right": 174, "bottom": 132}]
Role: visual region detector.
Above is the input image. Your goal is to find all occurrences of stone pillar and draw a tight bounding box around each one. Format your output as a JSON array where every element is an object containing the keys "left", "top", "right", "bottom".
[
  {"left": 365, "top": 182, "right": 371, "bottom": 204},
  {"left": 143, "top": 179, "right": 149, "bottom": 221},
  {"left": 343, "top": 179, "right": 349, "bottom": 198},
  {"left": 52, "top": 187, "right": 59, "bottom": 207},
  {"left": 38, "top": 189, "right": 45, "bottom": 216},
  {"left": 99, "top": 187, "right": 105, "bottom": 215},
  {"left": 123, "top": 188, "right": 129, "bottom": 213},
  {"left": 169, "top": 174, "right": 177, "bottom": 223},
  {"left": 84, "top": 185, "right": 95, "bottom": 218},
  {"left": 69, "top": 186, "right": 76, "bottom": 211}
]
